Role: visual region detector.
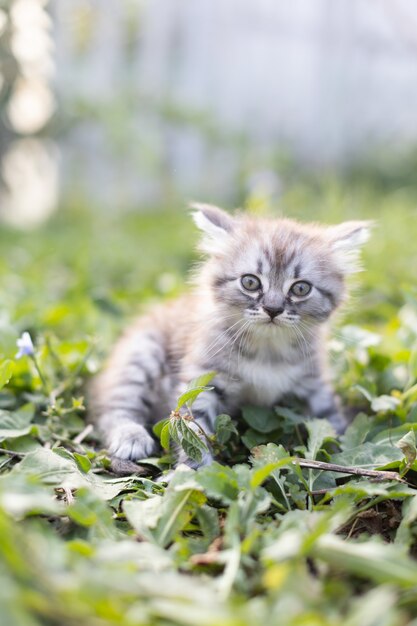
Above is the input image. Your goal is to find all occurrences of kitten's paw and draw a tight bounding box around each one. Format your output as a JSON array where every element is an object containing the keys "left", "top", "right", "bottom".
[{"left": 107, "top": 422, "right": 158, "bottom": 460}]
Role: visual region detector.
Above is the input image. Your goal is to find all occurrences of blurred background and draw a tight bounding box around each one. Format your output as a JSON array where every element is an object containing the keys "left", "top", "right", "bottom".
[{"left": 1, "top": 0, "right": 417, "bottom": 347}]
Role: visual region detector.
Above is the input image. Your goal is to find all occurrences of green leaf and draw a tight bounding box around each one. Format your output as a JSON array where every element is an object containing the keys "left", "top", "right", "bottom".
[
  {"left": 73, "top": 452, "right": 92, "bottom": 474},
  {"left": 123, "top": 497, "right": 163, "bottom": 543},
  {"left": 175, "top": 371, "right": 216, "bottom": 411},
  {"left": 313, "top": 534, "right": 417, "bottom": 588},
  {"left": 241, "top": 406, "right": 279, "bottom": 433},
  {"left": 154, "top": 488, "right": 206, "bottom": 547},
  {"left": 396, "top": 495, "right": 417, "bottom": 547},
  {"left": 175, "top": 386, "right": 214, "bottom": 412},
  {"left": 241, "top": 428, "right": 279, "bottom": 449},
  {"left": 0, "top": 404, "right": 35, "bottom": 441},
  {"left": 160, "top": 422, "right": 171, "bottom": 450},
  {"left": 169, "top": 418, "right": 182, "bottom": 446},
  {"left": 0, "top": 360, "right": 14, "bottom": 390},
  {"left": 338, "top": 325, "right": 381, "bottom": 349},
  {"left": 403, "top": 382, "right": 417, "bottom": 406},
  {"left": 274, "top": 406, "right": 306, "bottom": 426},
  {"left": 370, "top": 423, "right": 417, "bottom": 446},
  {"left": 67, "top": 488, "right": 120, "bottom": 539},
  {"left": 170, "top": 417, "right": 208, "bottom": 463},
  {"left": 196, "top": 463, "right": 240, "bottom": 504},
  {"left": 305, "top": 418, "right": 335, "bottom": 460},
  {"left": 343, "top": 587, "right": 399, "bottom": 626},
  {"left": 251, "top": 442, "right": 289, "bottom": 465},
  {"left": 153, "top": 418, "right": 171, "bottom": 450},
  {"left": 325, "top": 479, "right": 413, "bottom": 502},
  {"left": 181, "top": 439, "right": 203, "bottom": 463},
  {"left": 152, "top": 418, "right": 169, "bottom": 438},
  {"left": 189, "top": 372, "right": 217, "bottom": 389},
  {"left": 407, "top": 342, "right": 417, "bottom": 388},
  {"left": 353, "top": 384, "right": 374, "bottom": 403},
  {"left": 250, "top": 458, "right": 293, "bottom": 489},
  {"left": 196, "top": 505, "right": 220, "bottom": 543},
  {"left": 396, "top": 429, "right": 417, "bottom": 476},
  {"left": 13, "top": 448, "right": 142, "bottom": 500},
  {"left": 123, "top": 470, "right": 206, "bottom": 548},
  {"left": 371, "top": 394, "right": 401, "bottom": 413},
  {"left": 396, "top": 429, "right": 416, "bottom": 460},
  {"left": 332, "top": 442, "right": 403, "bottom": 470},
  {"left": 0, "top": 474, "right": 64, "bottom": 519},
  {"left": 214, "top": 414, "right": 238, "bottom": 445},
  {"left": 340, "top": 413, "right": 371, "bottom": 450}
]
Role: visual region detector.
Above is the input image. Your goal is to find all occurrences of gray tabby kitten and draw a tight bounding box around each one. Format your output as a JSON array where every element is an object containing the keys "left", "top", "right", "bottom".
[{"left": 90, "top": 205, "right": 370, "bottom": 465}]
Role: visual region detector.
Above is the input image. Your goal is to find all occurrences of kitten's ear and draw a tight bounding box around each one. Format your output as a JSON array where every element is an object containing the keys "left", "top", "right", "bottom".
[
  {"left": 190, "top": 202, "right": 235, "bottom": 254},
  {"left": 327, "top": 220, "right": 373, "bottom": 273}
]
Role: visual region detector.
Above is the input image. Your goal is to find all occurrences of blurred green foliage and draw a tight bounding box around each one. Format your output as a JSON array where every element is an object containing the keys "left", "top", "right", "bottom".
[
  {"left": 1, "top": 169, "right": 417, "bottom": 346},
  {"left": 1, "top": 172, "right": 417, "bottom": 624}
]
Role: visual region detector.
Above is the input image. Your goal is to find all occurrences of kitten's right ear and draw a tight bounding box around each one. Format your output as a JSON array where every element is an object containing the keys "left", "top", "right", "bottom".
[
  {"left": 190, "top": 203, "right": 235, "bottom": 255},
  {"left": 327, "top": 220, "right": 373, "bottom": 274}
]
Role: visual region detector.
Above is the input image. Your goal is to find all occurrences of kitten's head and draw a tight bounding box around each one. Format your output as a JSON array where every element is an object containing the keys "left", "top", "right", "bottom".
[{"left": 192, "top": 203, "right": 371, "bottom": 328}]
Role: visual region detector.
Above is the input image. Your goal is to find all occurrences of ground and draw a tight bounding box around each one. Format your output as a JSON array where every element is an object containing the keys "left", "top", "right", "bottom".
[{"left": 1, "top": 172, "right": 417, "bottom": 626}]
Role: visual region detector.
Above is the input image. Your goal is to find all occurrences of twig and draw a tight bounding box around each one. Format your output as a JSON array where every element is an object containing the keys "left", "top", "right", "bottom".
[
  {"left": 109, "top": 457, "right": 156, "bottom": 477},
  {"left": 292, "top": 458, "right": 405, "bottom": 482},
  {"left": 346, "top": 517, "right": 360, "bottom": 540},
  {"left": 73, "top": 423, "right": 93, "bottom": 445},
  {"left": 62, "top": 485, "right": 75, "bottom": 505},
  {"left": 190, "top": 537, "right": 223, "bottom": 565}
]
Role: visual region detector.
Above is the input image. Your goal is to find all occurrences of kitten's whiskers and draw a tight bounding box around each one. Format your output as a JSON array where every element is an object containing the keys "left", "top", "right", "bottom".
[{"left": 200, "top": 317, "right": 246, "bottom": 361}]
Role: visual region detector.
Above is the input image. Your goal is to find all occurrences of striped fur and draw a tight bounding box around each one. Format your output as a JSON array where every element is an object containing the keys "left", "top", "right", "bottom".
[{"left": 89, "top": 205, "right": 371, "bottom": 464}]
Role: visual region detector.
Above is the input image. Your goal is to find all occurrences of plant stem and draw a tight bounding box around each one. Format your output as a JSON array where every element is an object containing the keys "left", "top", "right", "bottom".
[
  {"left": 30, "top": 354, "right": 50, "bottom": 395},
  {"left": 0, "top": 448, "right": 26, "bottom": 457},
  {"left": 293, "top": 457, "right": 404, "bottom": 482}
]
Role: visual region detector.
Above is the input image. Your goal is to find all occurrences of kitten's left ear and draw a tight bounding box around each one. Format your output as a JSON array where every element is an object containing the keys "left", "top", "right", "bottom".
[
  {"left": 327, "top": 220, "right": 373, "bottom": 273},
  {"left": 190, "top": 202, "right": 235, "bottom": 255}
]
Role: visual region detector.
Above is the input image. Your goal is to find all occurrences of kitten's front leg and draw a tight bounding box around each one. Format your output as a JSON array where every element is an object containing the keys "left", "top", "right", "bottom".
[{"left": 304, "top": 382, "right": 347, "bottom": 434}]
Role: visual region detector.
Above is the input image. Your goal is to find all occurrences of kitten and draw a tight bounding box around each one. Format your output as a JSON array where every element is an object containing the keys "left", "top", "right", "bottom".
[{"left": 89, "top": 204, "right": 370, "bottom": 466}]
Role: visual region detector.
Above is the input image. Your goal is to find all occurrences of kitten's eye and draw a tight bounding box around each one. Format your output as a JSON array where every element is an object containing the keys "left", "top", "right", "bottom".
[
  {"left": 241, "top": 274, "right": 261, "bottom": 291},
  {"left": 290, "top": 281, "right": 312, "bottom": 297}
]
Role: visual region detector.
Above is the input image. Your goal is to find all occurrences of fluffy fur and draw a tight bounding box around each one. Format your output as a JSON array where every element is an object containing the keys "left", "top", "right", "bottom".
[{"left": 89, "top": 205, "right": 371, "bottom": 465}]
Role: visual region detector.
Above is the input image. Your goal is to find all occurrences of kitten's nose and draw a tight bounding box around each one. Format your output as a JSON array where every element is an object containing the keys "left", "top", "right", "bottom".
[{"left": 263, "top": 306, "right": 284, "bottom": 320}]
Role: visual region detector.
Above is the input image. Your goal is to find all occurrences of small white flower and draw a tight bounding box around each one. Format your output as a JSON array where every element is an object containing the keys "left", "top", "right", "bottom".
[{"left": 16, "top": 331, "right": 35, "bottom": 359}]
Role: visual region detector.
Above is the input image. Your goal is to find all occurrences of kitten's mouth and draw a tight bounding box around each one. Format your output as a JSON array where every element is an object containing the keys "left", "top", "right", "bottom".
[
  {"left": 274, "top": 317, "right": 299, "bottom": 326},
  {"left": 247, "top": 314, "right": 300, "bottom": 326},
  {"left": 260, "top": 318, "right": 285, "bottom": 326},
  {"left": 254, "top": 317, "right": 285, "bottom": 325}
]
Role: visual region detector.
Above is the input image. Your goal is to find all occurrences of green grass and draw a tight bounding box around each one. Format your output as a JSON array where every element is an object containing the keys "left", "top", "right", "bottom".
[{"left": 2, "top": 174, "right": 417, "bottom": 625}]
